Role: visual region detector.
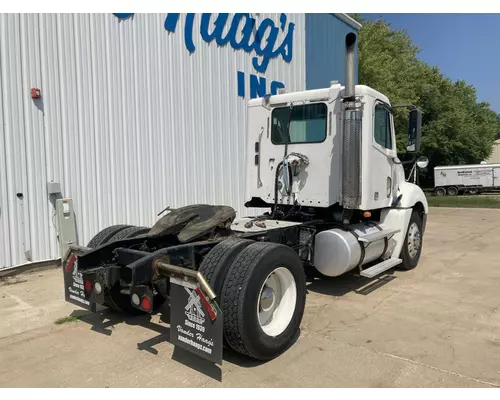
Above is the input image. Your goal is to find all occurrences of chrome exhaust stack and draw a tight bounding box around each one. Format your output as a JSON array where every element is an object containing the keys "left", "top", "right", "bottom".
[
  {"left": 341, "top": 32, "right": 362, "bottom": 209},
  {"left": 344, "top": 32, "right": 357, "bottom": 100}
]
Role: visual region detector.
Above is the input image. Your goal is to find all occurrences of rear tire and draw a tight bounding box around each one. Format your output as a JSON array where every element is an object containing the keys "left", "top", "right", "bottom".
[
  {"left": 435, "top": 187, "right": 446, "bottom": 196},
  {"left": 87, "top": 224, "right": 163, "bottom": 315},
  {"left": 87, "top": 225, "right": 132, "bottom": 248},
  {"left": 400, "top": 210, "right": 423, "bottom": 270},
  {"left": 107, "top": 226, "right": 150, "bottom": 242},
  {"left": 198, "top": 237, "right": 254, "bottom": 300},
  {"left": 221, "top": 242, "right": 306, "bottom": 360},
  {"left": 447, "top": 186, "right": 458, "bottom": 196}
]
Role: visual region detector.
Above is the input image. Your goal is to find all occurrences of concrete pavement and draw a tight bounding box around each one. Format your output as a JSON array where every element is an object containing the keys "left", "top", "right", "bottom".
[{"left": 1, "top": 208, "right": 500, "bottom": 387}]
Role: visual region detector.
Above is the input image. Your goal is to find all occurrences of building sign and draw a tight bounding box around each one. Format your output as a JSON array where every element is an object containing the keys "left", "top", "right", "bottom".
[{"left": 113, "top": 13, "right": 294, "bottom": 98}]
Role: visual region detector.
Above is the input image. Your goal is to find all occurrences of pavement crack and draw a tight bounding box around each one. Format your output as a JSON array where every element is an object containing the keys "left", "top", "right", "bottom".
[
  {"left": 368, "top": 347, "right": 500, "bottom": 388},
  {"left": 301, "top": 329, "right": 500, "bottom": 388}
]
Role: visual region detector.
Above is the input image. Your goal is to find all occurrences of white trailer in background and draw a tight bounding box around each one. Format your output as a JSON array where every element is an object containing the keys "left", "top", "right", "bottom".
[{"left": 434, "top": 164, "right": 500, "bottom": 195}]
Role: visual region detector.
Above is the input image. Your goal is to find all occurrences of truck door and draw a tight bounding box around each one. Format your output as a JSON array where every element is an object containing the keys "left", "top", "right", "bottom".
[
  {"left": 370, "top": 102, "right": 397, "bottom": 208},
  {"left": 259, "top": 102, "right": 332, "bottom": 207}
]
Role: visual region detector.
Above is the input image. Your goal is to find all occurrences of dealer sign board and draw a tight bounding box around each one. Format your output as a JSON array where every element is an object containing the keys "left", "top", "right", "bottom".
[
  {"left": 169, "top": 278, "right": 223, "bottom": 364},
  {"left": 113, "top": 13, "right": 294, "bottom": 99}
]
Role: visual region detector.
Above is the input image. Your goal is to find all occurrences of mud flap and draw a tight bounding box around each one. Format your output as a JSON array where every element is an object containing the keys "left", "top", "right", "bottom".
[
  {"left": 62, "top": 246, "right": 96, "bottom": 312},
  {"left": 169, "top": 277, "right": 223, "bottom": 365}
]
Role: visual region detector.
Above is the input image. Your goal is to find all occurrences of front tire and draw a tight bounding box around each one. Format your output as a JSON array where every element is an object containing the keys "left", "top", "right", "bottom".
[
  {"left": 221, "top": 242, "right": 306, "bottom": 360},
  {"left": 400, "top": 210, "right": 423, "bottom": 270}
]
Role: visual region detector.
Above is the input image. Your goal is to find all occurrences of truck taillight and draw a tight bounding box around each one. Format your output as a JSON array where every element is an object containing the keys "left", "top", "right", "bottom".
[
  {"left": 84, "top": 280, "right": 92, "bottom": 293},
  {"left": 65, "top": 255, "right": 76, "bottom": 273},
  {"left": 140, "top": 296, "right": 151, "bottom": 311}
]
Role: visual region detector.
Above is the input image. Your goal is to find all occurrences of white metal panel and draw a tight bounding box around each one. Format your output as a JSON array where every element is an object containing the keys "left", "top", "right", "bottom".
[
  {"left": 0, "top": 16, "right": 10, "bottom": 269},
  {"left": 0, "top": 13, "right": 306, "bottom": 268},
  {"left": 1, "top": 14, "right": 32, "bottom": 267},
  {"left": 434, "top": 166, "right": 494, "bottom": 187}
]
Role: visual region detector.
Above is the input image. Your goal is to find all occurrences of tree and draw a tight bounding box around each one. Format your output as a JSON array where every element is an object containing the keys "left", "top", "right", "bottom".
[{"left": 351, "top": 14, "right": 500, "bottom": 186}]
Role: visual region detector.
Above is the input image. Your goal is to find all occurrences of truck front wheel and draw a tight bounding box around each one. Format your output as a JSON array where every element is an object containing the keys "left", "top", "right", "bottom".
[
  {"left": 400, "top": 210, "right": 423, "bottom": 270},
  {"left": 221, "top": 242, "right": 306, "bottom": 360}
]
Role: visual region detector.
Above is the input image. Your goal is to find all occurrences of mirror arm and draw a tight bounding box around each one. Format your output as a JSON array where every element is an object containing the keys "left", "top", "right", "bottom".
[{"left": 393, "top": 155, "right": 417, "bottom": 165}]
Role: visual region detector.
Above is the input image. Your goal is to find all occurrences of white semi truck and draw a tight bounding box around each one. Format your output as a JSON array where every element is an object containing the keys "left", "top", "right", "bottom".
[
  {"left": 434, "top": 163, "right": 500, "bottom": 195},
  {"left": 62, "top": 32, "right": 428, "bottom": 365}
]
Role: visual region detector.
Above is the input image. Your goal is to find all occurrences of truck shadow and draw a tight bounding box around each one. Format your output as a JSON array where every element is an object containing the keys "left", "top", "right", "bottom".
[
  {"left": 70, "top": 303, "right": 278, "bottom": 382},
  {"left": 306, "top": 270, "right": 397, "bottom": 297}
]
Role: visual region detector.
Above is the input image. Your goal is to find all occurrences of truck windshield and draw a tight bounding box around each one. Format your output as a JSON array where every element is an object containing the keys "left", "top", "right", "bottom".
[{"left": 271, "top": 103, "right": 327, "bottom": 145}]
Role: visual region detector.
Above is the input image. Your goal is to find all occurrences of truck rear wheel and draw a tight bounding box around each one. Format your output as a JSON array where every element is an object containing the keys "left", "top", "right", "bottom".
[
  {"left": 108, "top": 226, "right": 150, "bottom": 242},
  {"left": 447, "top": 186, "right": 458, "bottom": 196},
  {"left": 87, "top": 225, "right": 132, "bottom": 248},
  {"left": 400, "top": 210, "right": 423, "bottom": 270},
  {"left": 198, "top": 237, "right": 253, "bottom": 300},
  {"left": 435, "top": 187, "right": 446, "bottom": 196},
  {"left": 221, "top": 242, "right": 306, "bottom": 360},
  {"left": 87, "top": 224, "right": 163, "bottom": 315}
]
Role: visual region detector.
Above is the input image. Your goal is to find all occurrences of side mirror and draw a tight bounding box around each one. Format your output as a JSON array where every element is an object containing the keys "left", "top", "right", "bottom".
[
  {"left": 416, "top": 156, "right": 429, "bottom": 169},
  {"left": 407, "top": 108, "right": 422, "bottom": 153}
]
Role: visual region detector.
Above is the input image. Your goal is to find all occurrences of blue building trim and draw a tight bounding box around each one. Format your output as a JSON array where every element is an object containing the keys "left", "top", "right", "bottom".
[{"left": 305, "top": 14, "right": 359, "bottom": 90}]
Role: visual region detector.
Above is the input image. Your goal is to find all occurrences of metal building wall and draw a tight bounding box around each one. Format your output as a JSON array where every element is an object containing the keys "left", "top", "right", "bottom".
[
  {"left": 305, "top": 14, "right": 359, "bottom": 90},
  {"left": 0, "top": 13, "right": 307, "bottom": 268}
]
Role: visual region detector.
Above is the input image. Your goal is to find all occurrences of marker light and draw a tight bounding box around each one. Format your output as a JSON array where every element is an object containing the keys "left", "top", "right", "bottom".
[{"left": 140, "top": 296, "right": 151, "bottom": 311}]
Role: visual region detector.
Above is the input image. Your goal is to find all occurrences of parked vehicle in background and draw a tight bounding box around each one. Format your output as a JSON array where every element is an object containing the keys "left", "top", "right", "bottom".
[{"left": 434, "top": 163, "right": 500, "bottom": 196}]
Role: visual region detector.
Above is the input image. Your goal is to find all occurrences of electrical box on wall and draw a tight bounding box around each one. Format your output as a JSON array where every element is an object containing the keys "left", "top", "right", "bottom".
[
  {"left": 47, "top": 181, "right": 61, "bottom": 195},
  {"left": 55, "top": 198, "right": 77, "bottom": 261}
]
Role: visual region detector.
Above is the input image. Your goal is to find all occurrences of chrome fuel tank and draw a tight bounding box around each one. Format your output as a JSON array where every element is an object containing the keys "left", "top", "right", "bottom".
[{"left": 313, "top": 223, "right": 386, "bottom": 277}]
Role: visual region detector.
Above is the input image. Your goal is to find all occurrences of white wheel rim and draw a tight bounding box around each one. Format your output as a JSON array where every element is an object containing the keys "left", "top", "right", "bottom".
[
  {"left": 257, "top": 267, "right": 297, "bottom": 337},
  {"left": 407, "top": 222, "right": 421, "bottom": 259}
]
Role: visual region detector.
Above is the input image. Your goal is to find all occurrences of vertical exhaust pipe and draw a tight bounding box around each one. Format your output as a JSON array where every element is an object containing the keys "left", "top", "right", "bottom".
[
  {"left": 341, "top": 32, "right": 362, "bottom": 209},
  {"left": 344, "top": 32, "right": 357, "bottom": 99}
]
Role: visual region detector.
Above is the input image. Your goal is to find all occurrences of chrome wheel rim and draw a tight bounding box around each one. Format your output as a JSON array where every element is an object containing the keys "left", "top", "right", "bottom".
[
  {"left": 407, "top": 222, "right": 421, "bottom": 259},
  {"left": 257, "top": 267, "right": 297, "bottom": 337}
]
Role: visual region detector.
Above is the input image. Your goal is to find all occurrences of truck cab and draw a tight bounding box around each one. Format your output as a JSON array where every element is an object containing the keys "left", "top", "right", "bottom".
[
  {"left": 244, "top": 55, "right": 428, "bottom": 278},
  {"left": 245, "top": 84, "right": 416, "bottom": 212}
]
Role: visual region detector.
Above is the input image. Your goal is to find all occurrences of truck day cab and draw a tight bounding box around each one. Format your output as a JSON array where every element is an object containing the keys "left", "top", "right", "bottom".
[{"left": 62, "top": 33, "right": 428, "bottom": 365}]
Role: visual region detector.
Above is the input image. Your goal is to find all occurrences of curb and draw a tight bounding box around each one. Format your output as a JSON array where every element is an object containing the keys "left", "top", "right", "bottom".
[{"left": 0, "top": 259, "right": 61, "bottom": 278}]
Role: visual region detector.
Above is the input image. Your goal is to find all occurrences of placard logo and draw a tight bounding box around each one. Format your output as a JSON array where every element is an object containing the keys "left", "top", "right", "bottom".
[{"left": 184, "top": 287, "right": 205, "bottom": 325}]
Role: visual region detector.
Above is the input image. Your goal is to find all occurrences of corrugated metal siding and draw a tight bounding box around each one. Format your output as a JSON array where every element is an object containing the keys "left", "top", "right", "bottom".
[
  {"left": 0, "top": 13, "right": 308, "bottom": 268},
  {"left": 305, "top": 14, "right": 358, "bottom": 90}
]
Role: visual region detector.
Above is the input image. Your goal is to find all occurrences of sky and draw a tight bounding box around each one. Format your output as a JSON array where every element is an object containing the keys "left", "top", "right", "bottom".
[{"left": 362, "top": 14, "right": 500, "bottom": 113}]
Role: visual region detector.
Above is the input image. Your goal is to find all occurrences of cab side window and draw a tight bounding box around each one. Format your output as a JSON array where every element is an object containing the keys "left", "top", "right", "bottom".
[{"left": 374, "top": 104, "right": 392, "bottom": 150}]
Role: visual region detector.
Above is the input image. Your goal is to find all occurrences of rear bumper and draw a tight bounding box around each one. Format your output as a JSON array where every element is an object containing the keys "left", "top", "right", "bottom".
[{"left": 61, "top": 244, "right": 224, "bottom": 364}]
